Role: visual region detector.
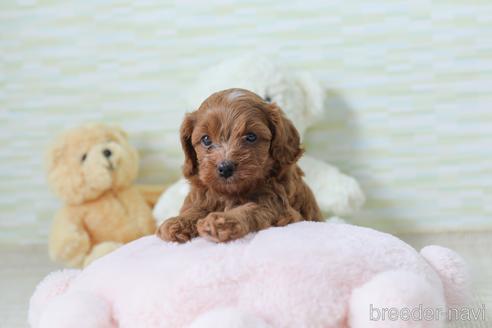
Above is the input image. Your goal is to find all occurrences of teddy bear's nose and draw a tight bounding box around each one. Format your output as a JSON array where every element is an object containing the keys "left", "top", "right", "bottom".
[{"left": 102, "top": 149, "right": 112, "bottom": 158}]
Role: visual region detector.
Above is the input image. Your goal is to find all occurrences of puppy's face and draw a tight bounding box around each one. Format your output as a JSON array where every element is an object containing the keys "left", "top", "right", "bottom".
[{"left": 181, "top": 88, "right": 302, "bottom": 195}]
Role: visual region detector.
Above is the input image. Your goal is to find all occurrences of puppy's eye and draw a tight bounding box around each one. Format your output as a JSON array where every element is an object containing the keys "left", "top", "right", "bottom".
[
  {"left": 81, "top": 153, "right": 87, "bottom": 162},
  {"left": 201, "top": 135, "right": 212, "bottom": 147},
  {"left": 244, "top": 133, "right": 257, "bottom": 143},
  {"left": 264, "top": 95, "right": 272, "bottom": 103}
]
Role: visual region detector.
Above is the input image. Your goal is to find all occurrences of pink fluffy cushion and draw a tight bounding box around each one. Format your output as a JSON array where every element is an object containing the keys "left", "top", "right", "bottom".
[{"left": 29, "top": 222, "right": 470, "bottom": 328}]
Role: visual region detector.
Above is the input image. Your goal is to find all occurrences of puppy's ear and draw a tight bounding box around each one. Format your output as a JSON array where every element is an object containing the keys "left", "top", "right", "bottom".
[
  {"left": 180, "top": 113, "right": 198, "bottom": 178},
  {"left": 265, "top": 103, "right": 303, "bottom": 175}
]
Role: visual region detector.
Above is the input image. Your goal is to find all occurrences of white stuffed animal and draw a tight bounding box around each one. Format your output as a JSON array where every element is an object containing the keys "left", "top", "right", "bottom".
[{"left": 153, "top": 55, "right": 365, "bottom": 224}]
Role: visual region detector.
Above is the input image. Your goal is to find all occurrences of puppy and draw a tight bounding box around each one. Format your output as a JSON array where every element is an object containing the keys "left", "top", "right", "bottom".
[{"left": 157, "top": 88, "right": 322, "bottom": 243}]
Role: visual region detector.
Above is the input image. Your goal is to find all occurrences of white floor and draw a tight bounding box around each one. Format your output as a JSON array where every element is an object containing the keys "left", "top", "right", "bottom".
[{"left": 1, "top": 232, "right": 490, "bottom": 327}]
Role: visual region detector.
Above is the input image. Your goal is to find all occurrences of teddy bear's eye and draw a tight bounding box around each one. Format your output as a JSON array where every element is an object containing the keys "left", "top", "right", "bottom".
[
  {"left": 81, "top": 153, "right": 87, "bottom": 162},
  {"left": 264, "top": 94, "right": 272, "bottom": 103}
]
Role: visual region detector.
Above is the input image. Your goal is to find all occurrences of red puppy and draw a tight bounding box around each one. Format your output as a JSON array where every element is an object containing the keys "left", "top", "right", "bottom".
[{"left": 157, "top": 88, "right": 322, "bottom": 243}]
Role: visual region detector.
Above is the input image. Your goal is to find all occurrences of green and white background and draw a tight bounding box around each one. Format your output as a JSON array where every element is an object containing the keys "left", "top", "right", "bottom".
[{"left": 1, "top": 0, "right": 492, "bottom": 244}]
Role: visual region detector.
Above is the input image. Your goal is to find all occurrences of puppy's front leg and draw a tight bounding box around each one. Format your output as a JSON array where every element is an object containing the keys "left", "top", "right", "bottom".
[
  {"left": 157, "top": 207, "right": 207, "bottom": 243},
  {"left": 196, "top": 212, "right": 249, "bottom": 243},
  {"left": 196, "top": 203, "right": 275, "bottom": 242}
]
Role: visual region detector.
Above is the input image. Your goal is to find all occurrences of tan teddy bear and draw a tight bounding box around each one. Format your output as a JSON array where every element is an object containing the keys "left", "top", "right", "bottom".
[{"left": 46, "top": 123, "right": 157, "bottom": 268}]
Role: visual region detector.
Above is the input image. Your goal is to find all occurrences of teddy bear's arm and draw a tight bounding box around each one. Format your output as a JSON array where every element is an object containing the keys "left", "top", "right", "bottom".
[
  {"left": 49, "top": 207, "right": 91, "bottom": 268},
  {"left": 136, "top": 184, "right": 168, "bottom": 209},
  {"left": 126, "top": 187, "right": 157, "bottom": 235}
]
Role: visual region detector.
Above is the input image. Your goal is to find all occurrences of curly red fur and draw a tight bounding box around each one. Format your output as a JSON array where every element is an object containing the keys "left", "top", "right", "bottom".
[{"left": 157, "top": 88, "right": 322, "bottom": 243}]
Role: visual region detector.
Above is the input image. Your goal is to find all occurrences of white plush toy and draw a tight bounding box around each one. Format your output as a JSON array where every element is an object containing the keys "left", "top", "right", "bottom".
[{"left": 153, "top": 55, "right": 365, "bottom": 224}]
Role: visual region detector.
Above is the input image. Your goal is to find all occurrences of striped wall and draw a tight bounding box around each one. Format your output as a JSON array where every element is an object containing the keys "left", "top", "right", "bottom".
[{"left": 1, "top": 0, "right": 491, "bottom": 243}]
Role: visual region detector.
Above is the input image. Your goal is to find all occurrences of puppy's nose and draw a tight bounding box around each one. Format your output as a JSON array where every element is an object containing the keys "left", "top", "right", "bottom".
[
  {"left": 102, "top": 149, "right": 112, "bottom": 158},
  {"left": 217, "top": 160, "right": 235, "bottom": 178}
]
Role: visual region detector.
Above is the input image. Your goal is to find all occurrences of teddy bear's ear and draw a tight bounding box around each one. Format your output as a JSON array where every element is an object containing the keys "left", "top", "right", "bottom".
[
  {"left": 295, "top": 72, "right": 325, "bottom": 124},
  {"left": 109, "top": 125, "right": 128, "bottom": 140},
  {"left": 45, "top": 138, "right": 65, "bottom": 173}
]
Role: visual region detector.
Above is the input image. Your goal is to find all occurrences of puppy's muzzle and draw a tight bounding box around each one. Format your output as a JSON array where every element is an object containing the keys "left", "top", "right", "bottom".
[{"left": 217, "top": 160, "right": 235, "bottom": 179}]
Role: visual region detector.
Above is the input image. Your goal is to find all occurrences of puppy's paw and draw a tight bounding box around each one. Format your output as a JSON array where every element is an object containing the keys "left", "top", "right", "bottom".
[
  {"left": 275, "top": 207, "right": 303, "bottom": 226},
  {"left": 197, "top": 213, "right": 249, "bottom": 243},
  {"left": 157, "top": 216, "right": 195, "bottom": 243}
]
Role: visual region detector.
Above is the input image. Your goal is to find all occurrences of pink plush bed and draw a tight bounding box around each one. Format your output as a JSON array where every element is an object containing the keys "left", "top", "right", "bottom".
[{"left": 29, "top": 222, "right": 470, "bottom": 328}]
